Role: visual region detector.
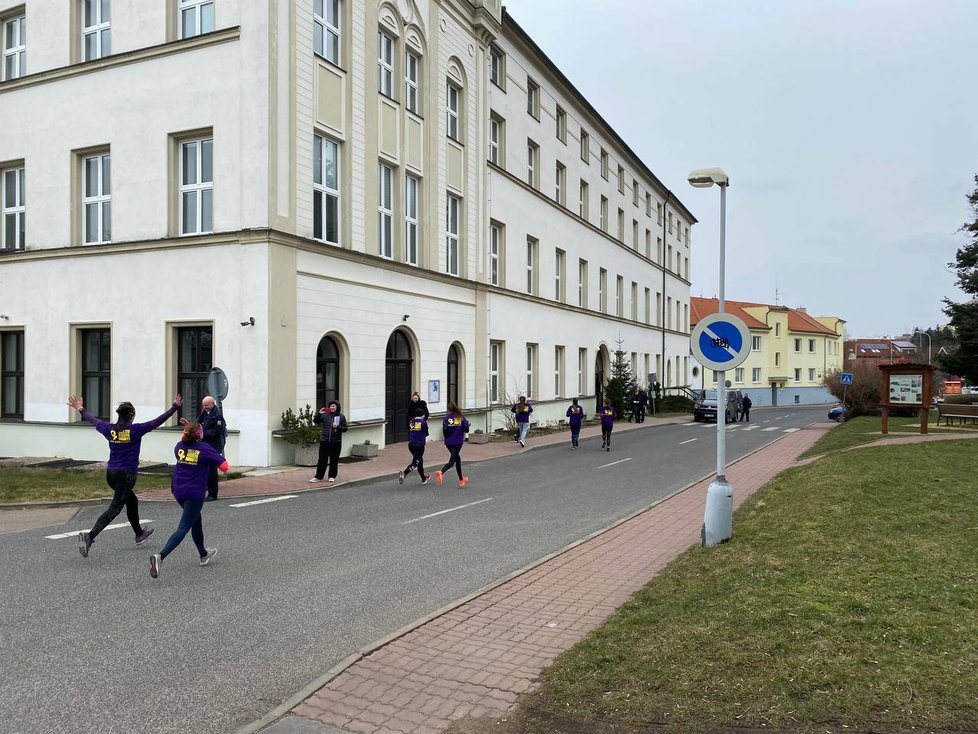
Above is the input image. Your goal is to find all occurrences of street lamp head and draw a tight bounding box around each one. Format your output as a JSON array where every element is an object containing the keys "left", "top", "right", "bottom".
[{"left": 688, "top": 167, "right": 730, "bottom": 188}]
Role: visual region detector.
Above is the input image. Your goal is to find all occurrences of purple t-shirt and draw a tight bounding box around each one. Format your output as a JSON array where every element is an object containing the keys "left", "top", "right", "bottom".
[
  {"left": 171, "top": 440, "right": 227, "bottom": 500},
  {"left": 442, "top": 414, "right": 470, "bottom": 447},
  {"left": 408, "top": 416, "right": 428, "bottom": 445},
  {"left": 512, "top": 402, "right": 533, "bottom": 423},
  {"left": 566, "top": 404, "right": 585, "bottom": 428},
  {"left": 81, "top": 404, "right": 179, "bottom": 472},
  {"left": 600, "top": 406, "right": 616, "bottom": 430}
]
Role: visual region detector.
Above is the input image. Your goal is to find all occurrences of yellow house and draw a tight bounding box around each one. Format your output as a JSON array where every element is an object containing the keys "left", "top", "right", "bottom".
[{"left": 691, "top": 298, "right": 845, "bottom": 406}]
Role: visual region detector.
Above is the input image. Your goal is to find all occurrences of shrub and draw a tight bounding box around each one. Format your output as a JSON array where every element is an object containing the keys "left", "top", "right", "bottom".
[
  {"left": 823, "top": 363, "right": 883, "bottom": 418},
  {"left": 657, "top": 395, "right": 694, "bottom": 413},
  {"left": 280, "top": 404, "right": 320, "bottom": 447}
]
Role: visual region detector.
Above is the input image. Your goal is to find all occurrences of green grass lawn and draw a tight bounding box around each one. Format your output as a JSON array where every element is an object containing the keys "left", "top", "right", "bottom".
[
  {"left": 800, "top": 412, "right": 978, "bottom": 458},
  {"left": 0, "top": 467, "right": 172, "bottom": 504},
  {"left": 484, "top": 439, "right": 978, "bottom": 734}
]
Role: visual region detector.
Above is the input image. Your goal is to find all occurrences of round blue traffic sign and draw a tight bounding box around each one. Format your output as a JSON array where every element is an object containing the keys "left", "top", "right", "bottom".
[{"left": 690, "top": 313, "right": 751, "bottom": 371}]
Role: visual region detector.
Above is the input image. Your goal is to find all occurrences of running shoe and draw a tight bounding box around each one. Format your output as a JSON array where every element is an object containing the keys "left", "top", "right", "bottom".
[
  {"left": 308, "top": 477, "right": 322, "bottom": 483},
  {"left": 398, "top": 471, "right": 405, "bottom": 485},
  {"left": 78, "top": 531, "right": 92, "bottom": 558},
  {"left": 519, "top": 439, "right": 525, "bottom": 448},
  {"left": 328, "top": 478, "right": 335, "bottom": 483},
  {"left": 134, "top": 527, "right": 155, "bottom": 545},
  {"left": 199, "top": 548, "right": 218, "bottom": 566},
  {"left": 149, "top": 554, "right": 162, "bottom": 579},
  {"left": 435, "top": 470, "right": 444, "bottom": 486},
  {"left": 458, "top": 477, "right": 468, "bottom": 488},
  {"left": 421, "top": 474, "right": 431, "bottom": 485},
  {"left": 606, "top": 445, "right": 611, "bottom": 452}
]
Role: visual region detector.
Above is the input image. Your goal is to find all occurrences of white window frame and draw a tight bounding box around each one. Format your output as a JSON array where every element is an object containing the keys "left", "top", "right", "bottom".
[
  {"left": 489, "top": 341, "right": 502, "bottom": 403},
  {"left": 489, "top": 45, "right": 503, "bottom": 87},
  {"left": 446, "top": 80, "right": 460, "bottom": 142},
  {"left": 578, "top": 348, "right": 587, "bottom": 395},
  {"left": 809, "top": 338, "right": 817, "bottom": 353},
  {"left": 555, "top": 248, "right": 565, "bottom": 301},
  {"left": 735, "top": 367, "right": 744, "bottom": 383},
  {"left": 82, "top": 0, "right": 111, "bottom": 61},
  {"left": 809, "top": 368, "right": 817, "bottom": 381},
  {"left": 378, "top": 31, "right": 394, "bottom": 98},
  {"left": 313, "top": 134, "right": 340, "bottom": 246},
  {"left": 794, "top": 368, "right": 802, "bottom": 382},
  {"left": 405, "top": 50, "right": 420, "bottom": 114},
  {"left": 600, "top": 196, "right": 607, "bottom": 232},
  {"left": 752, "top": 367, "right": 762, "bottom": 383},
  {"left": 555, "top": 161, "right": 565, "bottom": 205},
  {"left": 752, "top": 335, "right": 761, "bottom": 351},
  {"left": 555, "top": 106, "right": 566, "bottom": 143},
  {"left": 580, "top": 129, "right": 589, "bottom": 162},
  {"left": 404, "top": 175, "right": 418, "bottom": 265},
  {"left": 314, "top": 0, "right": 340, "bottom": 65},
  {"left": 179, "top": 137, "right": 213, "bottom": 236},
  {"left": 82, "top": 152, "right": 111, "bottom": 245},
  {"left": 526, "top": 343, "right": 537, "bottom": 398},
  {"left": 600, "top": 149, "right": 608, "bottom": 179},
  {"left": 378, "top": 163, "right": 393, "bottom": 259},
  {"left": 488, "top": 222, "right": 500, "bottom": 286},
  {"left": 2, "top": 14, "right": 26, "bottom": 80},
  {"left": 2, "top": 165, "right": 26, "bottom": 251},
  {"left": 616, "top": 276, "right": 624, "bottom": 317},
  {"left": 445, "top": 193, "right": 460, "bottom": 276},
  {"left": 488, "top": 115, "right": 501, "bottom": 165},
  {"left": 179, "top": 0, "right": 214, "bottom": 39},
  {"left": 599, "top": 268, "right": 607, "bottom": 313},
  {"left": 526, "top": 236, "right": 536, "bottom": 295},
  {"left": 617, "top": 165, "right": 625, "bottom": 194},
  {"left": 579, "top": 179, "right": 588, "bottom": 220},
  {"left": 578, "top": 259, "right": 587, "bottom": 308},
  {"left": 527, "top": 78, "right": 539, "bottom": 118},
  {"left": 631, "top": 282, "right": 638, "bottom": 320},
  {"left": 554, "top": 346, "right": 564, "bottom": 398},
  {"left": 526, "top": 140, "right": 537, "bottom": 188},
  {"left": 644, "top": 288, "right": 651, "bottom": 324},
  {"left": 794, "top": 337, "right": 802, "bottom": 353}
]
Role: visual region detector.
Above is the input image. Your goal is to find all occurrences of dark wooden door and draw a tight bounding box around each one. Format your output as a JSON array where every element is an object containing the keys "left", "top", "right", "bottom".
[{"left": 385, "top": 331, "right": 413, "bottom": 444}]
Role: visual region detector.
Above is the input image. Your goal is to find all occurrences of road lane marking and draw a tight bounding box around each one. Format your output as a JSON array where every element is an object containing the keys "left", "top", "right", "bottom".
[
  {"left": 598, "top": 458, "right": 632, "bottom": 469},
  {"left": 46, "top": 520, "right": 154, "bottom": 540},
  {"left": 742, "top": 425, "right": 759, "bottom": 431},
  {"left": 679, "top": 438, "right": 698, "bottom": 445},
  {"left": 229, "top": 495, "right": 299, "bottom": 508},
  {"left": 762, "top": 427, "right": 779, "bottom": 431},
  {"left": 402, "top": 497, "right": 494, "bottom": 525}
]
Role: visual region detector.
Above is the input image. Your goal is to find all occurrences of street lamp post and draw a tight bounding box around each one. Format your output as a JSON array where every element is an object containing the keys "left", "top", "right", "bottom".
[
  {"left": 688, "top": 167, "right": 731, "bottom": 546},
  {"left": 913, "top": 330, "right": 932, "bottom": 365}
]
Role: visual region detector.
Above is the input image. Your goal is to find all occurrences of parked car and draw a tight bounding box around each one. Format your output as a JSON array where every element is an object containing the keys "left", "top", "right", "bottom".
[
  {"left": 693, "top": 389, "right": 744, "bottom": 422},
  {"left": 828, "top": 404, "right": 847, "bottom": 422}
]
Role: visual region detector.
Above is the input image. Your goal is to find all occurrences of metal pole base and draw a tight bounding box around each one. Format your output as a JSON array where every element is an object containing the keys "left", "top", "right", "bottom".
[{"left": 702, "top": 477, "right": 733, "bottom": 547}]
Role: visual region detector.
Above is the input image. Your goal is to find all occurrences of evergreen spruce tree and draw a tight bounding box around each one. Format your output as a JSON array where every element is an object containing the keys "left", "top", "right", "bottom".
[
  {"left": 940, "top": 174, "right": 978, "bottom": 384},
  {"left": 603, "top": 338, "right": 637, "bottom": 417}
]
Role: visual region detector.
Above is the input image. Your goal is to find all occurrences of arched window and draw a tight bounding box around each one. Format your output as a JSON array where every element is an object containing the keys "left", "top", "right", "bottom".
[
  {"left": 447, "top": 344, "right": 460, "bottom": 406},
  {"left": 316, "top": 336, "right": 340, "bottom": 409}
]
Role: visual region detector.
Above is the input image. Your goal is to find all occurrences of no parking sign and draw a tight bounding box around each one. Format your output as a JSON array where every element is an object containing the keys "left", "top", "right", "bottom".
[{"left": 690, "top": 313, "right": 751, "bottom": 372}]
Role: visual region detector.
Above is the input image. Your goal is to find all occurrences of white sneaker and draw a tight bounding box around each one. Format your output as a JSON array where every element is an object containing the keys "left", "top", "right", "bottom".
[
  {"left": 149, "top": 553, "right": 162, "bottom": 579},
  {"left": 308, "top": 477, "right": 322, "bottom": 483},
  {"left": 328, "top": 478, "right": 336, "bottom": 483},
  {"left": 200, "top": 547, "right": 218, "bottom": 566}
]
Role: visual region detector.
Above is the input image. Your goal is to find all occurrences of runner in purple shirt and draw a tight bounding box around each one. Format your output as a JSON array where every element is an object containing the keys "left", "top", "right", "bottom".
[
  {"left": 68, "top": 393, "right": 182, "bottom": 557},
  {"left": 599, "top": 399, "right": 616, "bottom": 452},
  {"left": 565, "top": 397, "right": 586, "bottom": 449},
  {"left": 436, "top": 402, "right": 470, "bottom": 488},
  {"left": 399, "top": 414, "right": 431, "bottom": 486}
]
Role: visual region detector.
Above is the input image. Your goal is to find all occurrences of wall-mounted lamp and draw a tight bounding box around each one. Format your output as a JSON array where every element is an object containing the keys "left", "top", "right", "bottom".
[
  {"left": 240, "top": 317, "right": 255, "bottom": 327},
  {"left": 402, "top": 314, "right": 410, "bottom": 322}
]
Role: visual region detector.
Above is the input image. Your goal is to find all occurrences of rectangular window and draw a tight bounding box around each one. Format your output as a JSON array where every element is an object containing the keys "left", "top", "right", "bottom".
[
  {"left": 794, "top": 368, "right": 801, "bottom": 381},
  {"left": 1, "top": 330, "right": 24, "bottom": 419},
  {"left": 656, "top": 236, "right": 663, "bottom": 264},
  {"left": 489, "top": 45, "right": 503, "bottom": 87},
  {"left": 488, "top": 222, "right": 501, "bottom": 286},
  {"left": 446, "top": 80, "right": 460, "bottom": 142},
  {"left": 2, "top": 165, "right": 26, "bottom": 250},
  {"left": 632, "top": 219, "right": 638, "bottom": 250},
  {"left": 794, "top": 337, "right": 802, "bottom": 353},
  {"left": 752, "top": 367, "right": 762, "bottom": 383},
  {"left": 82, "top": 152, "right": 111, "bottom": 244},
  {"left": 684, "top": 256, "right": 689, "bottom": 279},
  {"left": 526, "top": 140, "right": 538, "bottom": 188},
  {"left": 580, "top": 129, "right": 589, "bottom": 162},
  {"left": 600, "top": 148, "right": 608, "bottom": 179},
  {"left": 81, "top": 328, "right": 111, "bottom": 419},
  {"left": 578, "top": 348, "right": 587, "bottom": 396},
  {"left": 526, "top": 236, "right": 537, "bottom": 295},
  {"left": 555, "top": 161, "right": 565, "bottom": 205},
  {"left": 644, "top": 288, "right": 651, "bottom": 324},
  {"left": 526, "top": 78, "right": 539, "bottom": 117},
  {"left": 405, "top": 51, "right": 420, "bottom": 113},
  {"left": 645, "top": 228, "right": 652, "bottom": 258},
  {"left": 578, "top": 259, "right": 587, "bottom": 308},
  {"left": 809, "top": 338, "right": 816, "bottom": 353},
  {"left": 555, "top": 248, "right": 565, "bottom": 301},
  {"left": 667, "top": 296, "right": 672, "bottom": 328},
  {"left": 313, "top": 134, "right": 339, "bottom": 245},
  {"left": 630, "top": 282, "right": 638, "bottom": 320},
  {"left": 684, "top": 304, "right": 689, "bottom": 332},
  {"left": 617, "top": 165, "right": 625, "bottom": 194},
  {"left": 668, "top": 211, "right": 673, "bottom": 234},
  {"left": 599, "top": 196, "right": 608, "bottom": 232},
  {"left": 176, "top": 326, "right": 212, "bottom": 421},
  {"left": 809, "top": 368, "right": 817, "bottom": 381},
  {"left": 617, "top": 208, "right": 624, "bottom": 241},
  {"left": 752, "top": 336, "right": 761, "bottom": 351},
  {"left": 488, "top": 114, "right": 502, "bottom": 165},
  {"left": 377, "top": 31, "right": 393, "bottom": 97},
  {"left": 599, "top": 268, "right": 607, "bottom": 313},
  {"left": 554, "top": 346, "right": 564, "bottom": 398},
  {"left": 445, "top": 193, "right": 460, "bottom": 276},
  {"left": 579, "top": 179, "right": 588, "bottom": 220},
  {"left": 657, "top": 202, "right": 663, "bottom": 225},
  {"left": 734, "top": 367, "right": 744, "bottom": 384},
  {"left": 775, "top": 322, "right": 781, "bottom": 337},
  {"left": 555, "top": 106, "right": 566, "bottom": 143},
  {"left": 405, "top": 175, "right": 418, "bottom": 265},
  {"left": 525, "top": 344, "right": 537, "bottom": 398},
  {"left": 645, "top": 192, "right": 652, "bottom": 218},
  {"left": 82, "top": 0, "right": 111, "bottom": 61},
  {"left": 667, "top": 244, "right": 673, "bottom": 271},
  {"left": 775, "top": 352, "right": 781, "bottom": 367},
  {"left": 616, "top": 276, "right": 624, "bottom": 317},
  {"left": 179, "top": 0, "right": 214, "bottom": 39},
  {"left": 655, "top": 292, "right": 661, "bottom": 326},
  {"left": 2, "top": 14, "right": 26, "bottom": 80},
  {"left": 378, "top": 163, "right": 393, "bottom": 259},
  {"left": 179, "top": 137, "right": 213, "bottom": 235},
  {"left": 314, "top": 0, "right": 340, "bottom": 64},
  {"left": 489, "top": 341, "right": 502, "bottom": 403},
  {"left": 632, "top": 179, "right": 639, "bottom": 207}
]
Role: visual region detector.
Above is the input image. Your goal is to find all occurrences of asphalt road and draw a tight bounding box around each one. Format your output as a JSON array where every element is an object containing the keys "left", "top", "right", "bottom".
[{"left": 0, "top": 406, "right": 825, "bottom": 734}]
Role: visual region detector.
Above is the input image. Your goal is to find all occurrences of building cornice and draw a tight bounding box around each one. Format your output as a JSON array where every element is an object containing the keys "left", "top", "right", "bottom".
[{"left": 0, "top": 27, "right": 241, "bottom": 95}]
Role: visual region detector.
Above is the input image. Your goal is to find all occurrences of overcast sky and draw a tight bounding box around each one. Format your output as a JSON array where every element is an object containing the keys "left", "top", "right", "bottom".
[{"left": 504, "top": 0, "right": 977, "bottom": 338}]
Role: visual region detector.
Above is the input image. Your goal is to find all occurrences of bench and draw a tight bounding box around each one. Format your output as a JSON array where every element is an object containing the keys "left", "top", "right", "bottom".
[{"left": 936, "top": 402, "right": 978, "bottom": 426}]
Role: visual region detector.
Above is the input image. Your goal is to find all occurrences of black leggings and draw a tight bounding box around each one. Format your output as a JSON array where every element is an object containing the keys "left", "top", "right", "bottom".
[
  {"left": 90, "top": 468, "right": 142, "bottom": 539},
  {"left": 403, "top": 443, "right": 426, "bottom": 477},
  {"left": 440, "top": 445, "right": 463, "bottom": 479}
]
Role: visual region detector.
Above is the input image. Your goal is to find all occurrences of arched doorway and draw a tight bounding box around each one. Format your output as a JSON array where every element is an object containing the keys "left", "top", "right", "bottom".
[
  {"left": 385, "top": 331, "right": 414, "bottom": 444},
  {"left": 594, "top": 349, "right": 605, "bottom": 413},
  {"left": 316, "top": 335, "right": 340, "bottom": 410},
  {"left": 447, "top": 343, "right": 461, "bottom": 407}
]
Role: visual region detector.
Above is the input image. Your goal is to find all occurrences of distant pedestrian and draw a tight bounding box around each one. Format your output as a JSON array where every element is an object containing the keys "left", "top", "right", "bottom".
[
  {"left": 628, "top": 388, "right": 641, "bottom": 422},
  {"left": 566, "top": 397, "right": 586, "bottom": 449},
  {"left": 742, "top": 394, "right": 753, "bottom": 422},
  {"left": 408, "top": 391, "right": 429, "bottom": 423},
  {"left": 399, "top": 413, "right": 431, "bottom": 485},
  {"left": 638, "top": 388, "right": 648, "bottom": 423},
  {"left": 600, "top": 398, "right": 616, "bottom": 452},
  {"left": 149, "top": 421, "right": 229, "bottom": 578},
  {"left": 436, "top": 402, "right": 469, "bottom": 488},
  {"left": 190, "top": 395, "right": 226, "bottom": 501},
  {"left": 68, "top": 393, "right": 182, "bottom": 558},
  {"left": 309, "top": 400, "right": 348, "bottom": 483},
  {"left": 511, "top": 395, "right": 533, "bottom": 447}
]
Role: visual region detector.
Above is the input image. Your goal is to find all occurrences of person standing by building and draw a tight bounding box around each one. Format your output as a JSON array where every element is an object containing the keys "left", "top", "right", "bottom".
[
  {"left": 511, "top": 395, "right": 533, "bottom": 447},
  {"left": 600, "top": 398, "right": 616, "bottom": 452},
  {"left": 741, "top": 394, "right": 753, "bottom": 422},
  {"left": 566, "top": 397, "right": 586, "bottom": 449},
  {"left": 194, "top": 395, "right": 226, "bottom": 502},
  {"left": 627, "top": 388, "right": 642, "bottom": 423},
  {"left": 638, "top": 387, "right": 648, "bottom": 423},
  {"left": 408, "top": 391, "right": 429, "bottom": 423},
  {"left": 309, "top": 400, "right": 348, "bottom": 483},
  {"left": 399, "top": 413, "right": 431, "bottom": 485},
  {"left": 436, "top": 402, "right": 469, "bottom": 488},
  {"left": 68, "top": 393, "right": 182, "bottom": 558},
  {"left": 149, "top": 421, "right": 229, "bottom": 578}
]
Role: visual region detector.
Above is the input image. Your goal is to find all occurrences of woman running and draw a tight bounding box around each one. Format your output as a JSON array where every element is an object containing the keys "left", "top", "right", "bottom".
[
  {"left": 68, "top": 393, "right": 182, "bottom": 557},
  {"left": 600, "top": 398, "right": 616, "bottom": 452},
  {"left": 436, "top": 402, "right": 469, "bottom": 488},
  {"left": 399, "top": 412, "right": 431, "bottom": 485},
  {"left": 149, "top": 421, "right": 229, "bottom": 578},
  {"left": 566, "top": 397, "right": 586, "bottom": 449}
]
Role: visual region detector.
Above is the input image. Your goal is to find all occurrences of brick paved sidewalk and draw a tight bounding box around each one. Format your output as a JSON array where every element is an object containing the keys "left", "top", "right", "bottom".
[{"left": 244, "top": 422, "right": 835, "bottom": 734}]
